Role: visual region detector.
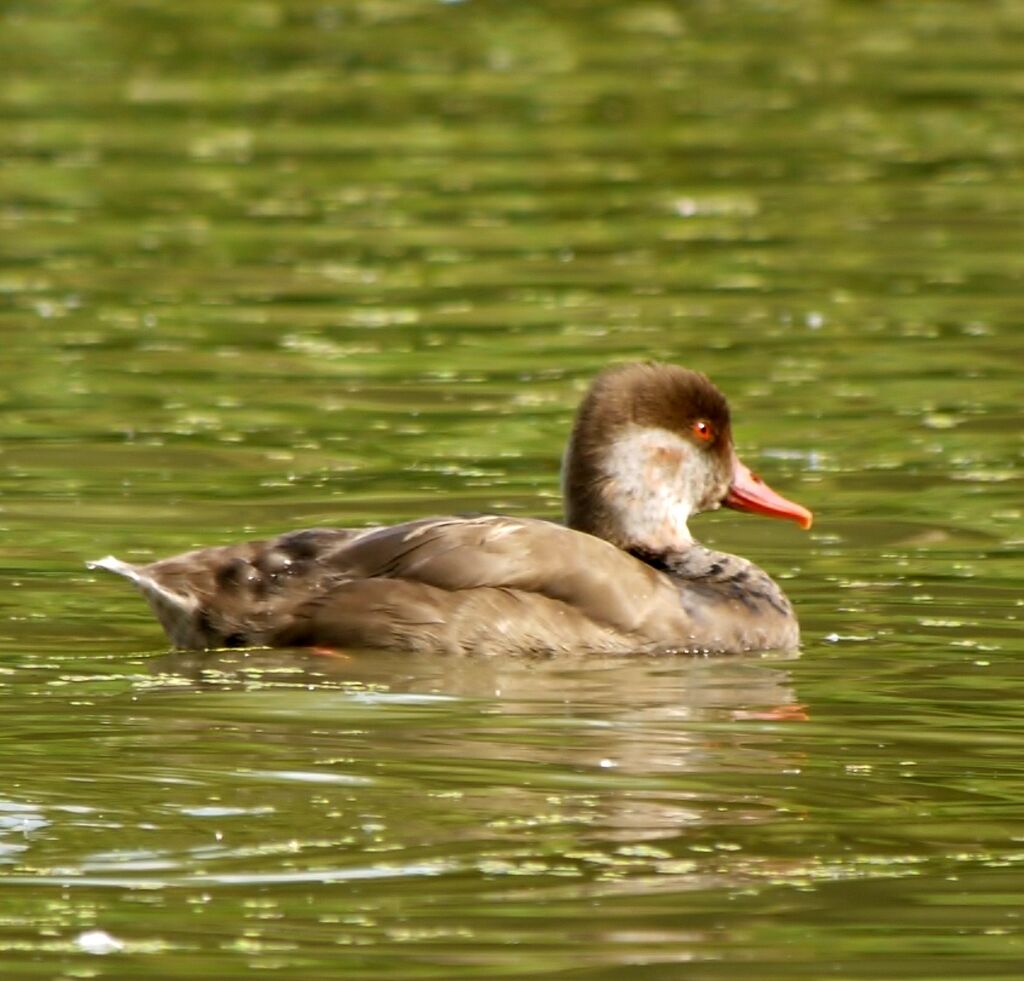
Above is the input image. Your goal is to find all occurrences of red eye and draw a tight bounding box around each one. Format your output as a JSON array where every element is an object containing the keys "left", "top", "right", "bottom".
[{"left": 692, "top": 419, "right": 714, "bottom": 442}]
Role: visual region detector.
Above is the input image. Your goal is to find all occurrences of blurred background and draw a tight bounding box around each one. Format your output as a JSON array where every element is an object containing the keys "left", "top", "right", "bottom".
[{"left": 1, "top": 1, "right": 1022, "bottom": 977}]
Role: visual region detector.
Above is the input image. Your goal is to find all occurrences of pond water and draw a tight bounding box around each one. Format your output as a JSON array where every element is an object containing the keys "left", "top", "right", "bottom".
[{"left": 2, "top": 1, "right": 1023, "bottom": 977}]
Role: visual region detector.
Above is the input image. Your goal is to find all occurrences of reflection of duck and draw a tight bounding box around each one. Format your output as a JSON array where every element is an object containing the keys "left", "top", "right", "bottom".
[
  {"left": 150, "top": 646, "right": 807, "bottom": 731},
  {"left": 89, "top": 362, "right": 812, "bottom": 655}
]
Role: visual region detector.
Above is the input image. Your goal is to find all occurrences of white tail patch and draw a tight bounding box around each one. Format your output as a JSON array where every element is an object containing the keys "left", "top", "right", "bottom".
[
  {"left": 87, "top": 555, "right": 200, "bottom": 648},
  {"left": 87, "top": 555, "right": 144, "bottom": 583}
]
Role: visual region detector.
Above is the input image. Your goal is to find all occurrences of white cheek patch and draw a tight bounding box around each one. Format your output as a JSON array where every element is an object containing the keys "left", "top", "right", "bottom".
[{"left": 601, "top": 426, "right": 701, "bottom": 549}]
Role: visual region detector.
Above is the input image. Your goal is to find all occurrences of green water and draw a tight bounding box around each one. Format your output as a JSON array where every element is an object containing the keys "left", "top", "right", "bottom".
[{"left": 2, "top": 1, "right": 1023, "bottom": 977}]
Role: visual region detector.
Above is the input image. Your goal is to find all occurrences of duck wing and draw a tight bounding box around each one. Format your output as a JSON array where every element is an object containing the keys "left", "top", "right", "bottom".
[{"left": 88, "top": 516, "right": 690, "bottom": 654}]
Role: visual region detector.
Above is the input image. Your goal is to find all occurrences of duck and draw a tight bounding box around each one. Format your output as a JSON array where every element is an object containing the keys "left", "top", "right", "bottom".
[{"left": 88, "top": 362, "right": 813, "bottom": 655}]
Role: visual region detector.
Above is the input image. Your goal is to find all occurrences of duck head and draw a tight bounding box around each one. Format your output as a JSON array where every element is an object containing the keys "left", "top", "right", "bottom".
[{"left": 563, "top": 362, "right": 812, "bottom": 552}]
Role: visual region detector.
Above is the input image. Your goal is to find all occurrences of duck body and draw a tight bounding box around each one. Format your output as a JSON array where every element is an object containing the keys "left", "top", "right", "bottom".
[
  {"left": 90, "top": 363, "right": 812, "bottom": 655},
  {"left": 90, "top": 515, "right": 798, "bottom": 655}
]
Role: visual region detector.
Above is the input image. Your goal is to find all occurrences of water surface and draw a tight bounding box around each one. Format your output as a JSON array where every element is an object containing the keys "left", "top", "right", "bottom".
[{"left": 1, "top": 1, "right": 1023, "bottom": 977}]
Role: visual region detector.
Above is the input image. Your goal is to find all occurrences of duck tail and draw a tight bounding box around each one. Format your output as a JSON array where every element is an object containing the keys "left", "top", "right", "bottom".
[
  {"left": 86, "top": 555, "right": 145, "bottom": 583},
  {"left": 86, "top": 555, "right": 202, "bottom": 648}
]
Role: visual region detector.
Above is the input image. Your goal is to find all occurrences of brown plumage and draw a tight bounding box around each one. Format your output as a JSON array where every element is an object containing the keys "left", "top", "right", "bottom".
[{"left": 88, "top": 362, "right": 813, "bottom": 655}]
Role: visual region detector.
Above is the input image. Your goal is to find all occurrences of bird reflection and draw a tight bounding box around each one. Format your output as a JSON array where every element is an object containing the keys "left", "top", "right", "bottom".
[{"left": 138, "top": 647, "right": 810, "bottom": 871}]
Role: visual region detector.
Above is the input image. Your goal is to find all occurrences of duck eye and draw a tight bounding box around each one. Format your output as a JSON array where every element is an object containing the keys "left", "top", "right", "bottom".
[{"left": 691, "top": 419, "right": 714, "bottom": 442}]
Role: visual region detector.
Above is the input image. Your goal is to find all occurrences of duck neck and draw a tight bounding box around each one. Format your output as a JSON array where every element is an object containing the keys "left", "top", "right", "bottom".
[{"left": 563, "top": 425, "right": 697, "bottom": 552}]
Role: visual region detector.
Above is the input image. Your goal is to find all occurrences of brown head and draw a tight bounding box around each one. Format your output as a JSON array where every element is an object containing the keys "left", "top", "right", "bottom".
[{"left": 562, "top": 362, "right": 812, "bottom": 551}]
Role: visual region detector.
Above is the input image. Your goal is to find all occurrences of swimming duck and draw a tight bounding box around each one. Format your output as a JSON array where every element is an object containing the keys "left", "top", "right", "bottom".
[{"left": 88, "top": 362, "right": 812, "bottom": 655}]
